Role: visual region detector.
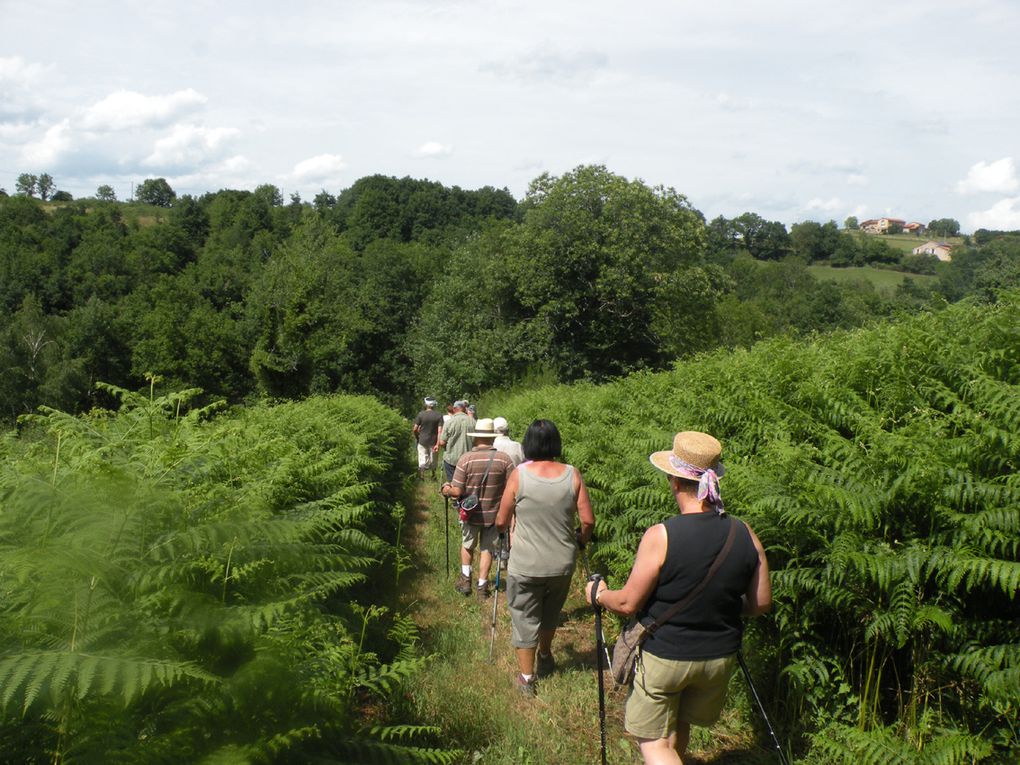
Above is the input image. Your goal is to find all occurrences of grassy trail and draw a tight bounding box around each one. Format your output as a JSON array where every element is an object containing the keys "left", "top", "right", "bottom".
[{"left": 400, "top": 481, "right": 771, "bottom": 764}]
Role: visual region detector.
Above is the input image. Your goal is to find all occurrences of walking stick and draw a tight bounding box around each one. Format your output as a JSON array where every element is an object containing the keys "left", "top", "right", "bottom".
[
  {"left": 737, "top": 650, "right": 789, "bottom": 765},
  {"left": 444, "top": 495, "right": 450, "bottom": 578},
  {"left": 579, "top": 541, "right": 612, "bottom": 670},
  {"left": 588, "top": 574, "right": 608, "bottom": 765},
  {"left": 488, "top": 532, "right": 504, "bottom": 660}
]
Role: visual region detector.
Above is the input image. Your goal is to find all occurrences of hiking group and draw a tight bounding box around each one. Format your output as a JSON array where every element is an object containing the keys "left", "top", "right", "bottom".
[{"left": 413, "top": 397, "right": 774, "bottom": 765}]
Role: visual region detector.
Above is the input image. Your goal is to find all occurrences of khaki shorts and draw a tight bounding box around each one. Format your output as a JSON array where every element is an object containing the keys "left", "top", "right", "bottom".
[
  {"left": 461, "top": 522, "right": 499, "bottom": 556},
  {"left": 624, "top": 651, "right": 737, "bottom": 738}
]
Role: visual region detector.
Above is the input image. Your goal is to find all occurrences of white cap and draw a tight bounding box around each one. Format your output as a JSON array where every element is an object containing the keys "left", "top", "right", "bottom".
[{"left": 493, "top": 416, "right": 509, "bottom": 433}]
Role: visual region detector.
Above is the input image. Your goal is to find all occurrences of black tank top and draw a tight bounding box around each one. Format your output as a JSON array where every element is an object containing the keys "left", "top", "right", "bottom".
[{"left": 639, "top": 512, "right": 759, "bottom": 661}]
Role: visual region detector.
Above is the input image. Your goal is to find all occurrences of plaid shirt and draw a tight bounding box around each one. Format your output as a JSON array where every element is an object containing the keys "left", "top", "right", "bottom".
[{"left": 452, "top": 447, "right": 515, "bottom": 526}]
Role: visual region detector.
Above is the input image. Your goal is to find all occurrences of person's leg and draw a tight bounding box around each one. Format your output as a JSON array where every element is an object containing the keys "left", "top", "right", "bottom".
[
  {"left": 672, "top": 722, "right": 691, "bottom": 760},
  {"left": 476, "top": 525, "right": 499, "bottom": 588},
  {"left": 535, "top": 574, "right": 571, "bottom": 660},
  {"left": 478, "top": 550, "right": 492, "bottom": 582},
  {"left": 537, "top": 628, "right": 556, "bottom": 655},
  {"left": 506, "top": 575, "right": 540, "bottom": 694},
  {"left": 637, "top": 737, "right": 683, "bottom": 765},
  {"left": 515, "top": 646, "right": 537, "bottom": 676},
  {"left": 455, "top": 525, "right": 476, "bottom": 595}
]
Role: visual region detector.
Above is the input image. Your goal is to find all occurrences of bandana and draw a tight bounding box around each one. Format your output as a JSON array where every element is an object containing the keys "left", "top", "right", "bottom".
[{"left": 668, "top": 455, "right": 725, "bottom": 511}]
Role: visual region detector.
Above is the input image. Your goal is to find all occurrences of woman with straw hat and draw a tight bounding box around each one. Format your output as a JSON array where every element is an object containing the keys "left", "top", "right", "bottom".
[{"left": 585, "top": 431, "right": 772, "bottom": 765}]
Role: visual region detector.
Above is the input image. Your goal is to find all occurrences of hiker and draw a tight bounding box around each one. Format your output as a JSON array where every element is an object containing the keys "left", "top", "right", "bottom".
[
  {"left": 412, "top": 397, "right": 444, "bottom": 481},
  {"left": 438, "top": 400, "right": 472, "bottom": 482},
  {"left": 496, "top": 419, "right": 595, "bottom": 697},
  {"left": 492, "top": 416, "right": 525, "bottom": 466},
  {"left": 585, "top": 431, "right": 772, "bottom": 765},
  {"left": 441, "top": 418, "right": 515, "bottom": 601}
]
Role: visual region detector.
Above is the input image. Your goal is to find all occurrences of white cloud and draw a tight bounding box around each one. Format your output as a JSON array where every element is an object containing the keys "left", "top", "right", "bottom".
[
  {"left": 21, "top": 119, "right": 73, "bottom": 165},
  {"left": 715, "top": 92, "right": 754, "bottom": 111},
  {"left": 143, "top": 124, "right": 239, "bottom": 168},
  {"left": 291, "top": 153, "right": 346, "bottom": 182},
  {"left": 846, "top": 173, "right": 868, "bottom": 186},
  {"left": 806, "top": 197, "right": 842, "bottom": 212},
  {"left": 956, "top": 158, "right": 1018, "bottom": 194},
  {"left": 481, "top": 47, "right": 608, "bottom": 84},
  {"left": 81, "top": 88, "right": 207, "bottom": 131},
  {"left": 171, "top": 155, "right": 253, "bottom": 191},
  {"left": 0, "top": 55, "right": 53, "bottom": 121},
  {"left": 415, "top": 141, "right": 453, "bottom": 158},
  {"left": 967, "top": 197, "right": 1020, "bottom": 230}
]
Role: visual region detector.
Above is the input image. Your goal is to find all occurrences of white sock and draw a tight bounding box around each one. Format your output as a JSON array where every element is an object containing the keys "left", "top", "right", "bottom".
[
  {"left": 521, "top": 673, "right": 534, "bottom": 682},
  {"left": 461, "top": 565, "right": 472, "bottom": 577},
  {"left": 477, "top": 579, "right": 487, "bottom": 587}
]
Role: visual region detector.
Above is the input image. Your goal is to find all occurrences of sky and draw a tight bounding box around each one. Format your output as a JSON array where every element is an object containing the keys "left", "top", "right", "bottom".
[{"left": 2, "top": 0, "right": 1019, "bottom": 231}]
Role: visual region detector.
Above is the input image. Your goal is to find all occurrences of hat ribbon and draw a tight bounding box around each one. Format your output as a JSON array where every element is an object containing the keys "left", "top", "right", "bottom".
[{"left": 668, "top": 455, "right": 725, "bottom": 508}]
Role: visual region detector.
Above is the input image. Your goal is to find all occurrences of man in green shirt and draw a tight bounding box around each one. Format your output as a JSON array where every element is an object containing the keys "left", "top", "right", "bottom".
[{"left": 438, "top": 400, "right": 472, "bottom": 481}]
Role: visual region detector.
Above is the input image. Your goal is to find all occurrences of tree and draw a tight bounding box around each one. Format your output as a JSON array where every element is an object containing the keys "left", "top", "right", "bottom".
[
  {"left": 15, "top": 173, "right": 37, "bottom": 197},
  {"left": 135, "top": 177, "right": 176, "bottom": 207},
  {"left": 51, "top": 190, "right": 73, "bottom": 202},
  {"left": 844, "top": 216, "right": 858, "bottom": 230},
  {"left": 95, "top": 184, "right": 117, "bottom": 202},
  {"left": 927, "top": 218, "right": 960, "bottom": 238},
  {"left": 409, "top": 165, "right": 709, "bottom": 394},
  {"left": 252, "top": 183, "right": 283, "bottom": 207},
  {"left": 313, "top": 190, "right": 336, "bottom": 212},
  {"left": 733, "top": 212, "right": 790, "bottom": 259},
  {"left": 36, "top": 173, "right": 54, "bottom": 201}
]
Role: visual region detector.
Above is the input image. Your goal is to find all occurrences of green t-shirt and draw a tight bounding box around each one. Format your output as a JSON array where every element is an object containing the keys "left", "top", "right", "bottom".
[{"left": 442, "top": 412, "right": 471, "bottom": 466}]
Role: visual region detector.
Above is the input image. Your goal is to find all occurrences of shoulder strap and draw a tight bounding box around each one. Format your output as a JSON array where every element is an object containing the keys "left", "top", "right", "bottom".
[
  {"left": 645, "top": 516, "right": 741, "bottom": 636},
  {"left": 471, "top": 448, "right": 498, "bottom": 494}
]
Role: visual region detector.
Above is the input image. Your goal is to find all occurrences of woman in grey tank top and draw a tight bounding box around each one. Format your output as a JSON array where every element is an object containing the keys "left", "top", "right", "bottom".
[{"left": 496, "top": 419, "right": 595, "bottom": 697}]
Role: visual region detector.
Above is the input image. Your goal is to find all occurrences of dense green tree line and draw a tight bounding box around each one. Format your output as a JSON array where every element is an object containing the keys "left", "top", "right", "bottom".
[{"left": 1, "top": 167, "right": 1019, "bottom": 422}]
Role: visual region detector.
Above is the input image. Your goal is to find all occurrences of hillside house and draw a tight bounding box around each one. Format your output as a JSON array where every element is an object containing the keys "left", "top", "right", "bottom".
[
  {"left": 911, "top": 240, "right": 954, "bottom": 261},
  {"left": 903, "top": 222, "right": 925, "bottom": 234},
  {"left": 860, "top": 217, "right": 906, "bottom": 233}
]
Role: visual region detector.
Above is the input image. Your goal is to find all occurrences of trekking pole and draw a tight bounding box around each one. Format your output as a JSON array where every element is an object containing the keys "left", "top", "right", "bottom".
[
  {"left": 737, "top": 650, "right": 789, "bottom": 765},
  {"left": 488, "top": 532, "right": 504, "bottom": 660},
  {"left": 444, "top": 495, "right": 450, "bottom": 578},
  {"left": 579, "top": 539, "right": 612, "bottom": 670},
  {"left": 588, "top": 574, "right": 608, "bottom": 765}
]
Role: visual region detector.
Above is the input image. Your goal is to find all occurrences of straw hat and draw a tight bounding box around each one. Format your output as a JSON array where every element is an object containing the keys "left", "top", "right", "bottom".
[
  {"left": 467, "top": 418, "right": 498, "bottom": 438},
  {"left": 649, "top": 431, "right": 723, "bottom": 479}
]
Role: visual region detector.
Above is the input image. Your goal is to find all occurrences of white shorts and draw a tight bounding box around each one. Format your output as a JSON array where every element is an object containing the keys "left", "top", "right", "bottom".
[{"left": 417, "top": 443, "right": 435, "bottom": 469}]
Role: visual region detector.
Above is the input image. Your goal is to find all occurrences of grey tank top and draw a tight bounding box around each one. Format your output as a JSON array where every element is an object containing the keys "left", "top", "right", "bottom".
[{"left": 508, "top": 464, "right": 578, "bottom": 578}]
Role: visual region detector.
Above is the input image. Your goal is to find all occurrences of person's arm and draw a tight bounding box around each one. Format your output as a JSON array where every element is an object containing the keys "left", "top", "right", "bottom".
[
  {"left": 440, "top": 458, "right": 467, "bottom": 499},
  {"left": 495, "top": 469, "right": 519, "bottom": 533},
  {"left": 433, "top": 424, "right": 443, "bottom": 451},
  {"left": 585, "top": 524, "right": 666, "bottom": 618},
  {"left": 574, "top": 469, "right": 595, "bottom": 545},
  {"left": 741, "top": 525, "right": 772, "bottom": 616}
]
